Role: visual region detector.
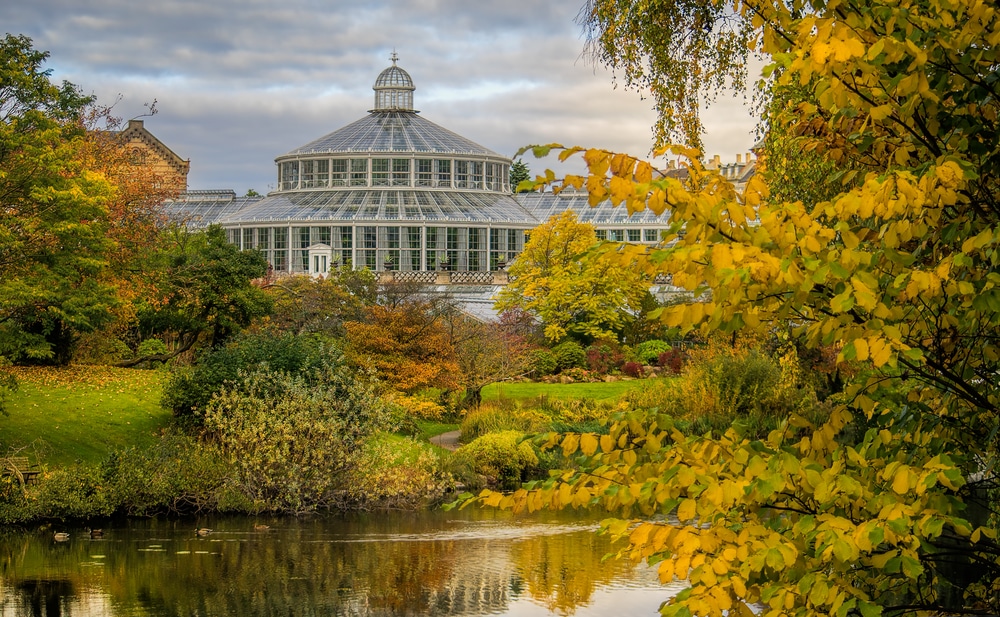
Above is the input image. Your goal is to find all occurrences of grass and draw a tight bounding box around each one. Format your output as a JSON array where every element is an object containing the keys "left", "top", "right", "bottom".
[
  {"left": 482, "top": 379, "right": 660, "bottom": 402},
  {"left": 0, "top": 368, "right": 660, "bottom": 469},
  {"left": 1, "top": 366, "right": 171, "bottom": 468},
  {"left": 414, "top": 419, "right": 460, "bottom": 442}
]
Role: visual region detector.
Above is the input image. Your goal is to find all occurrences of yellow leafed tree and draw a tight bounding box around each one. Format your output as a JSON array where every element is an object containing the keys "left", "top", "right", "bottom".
[
  {"left": 468, "top": 0, "right": 1000, "bottom": 615},
  {"left": 495, "top": 210, "right": 651, "bottom": 343}
]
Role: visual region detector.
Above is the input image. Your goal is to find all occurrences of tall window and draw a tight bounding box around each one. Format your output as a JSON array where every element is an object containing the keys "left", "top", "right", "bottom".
[
  {"left": 362, "top": 226, "right": 377, "bottom": 249},
  {"left": 301, "top": 160, "right": 329, "bottom": 188},
  {"left": 470, "top": 161, "right": 483, "bottom": 189},
  {"left": 280, "top": 161, "right": 299, "bottom": 190},
  {"left": 435, "top": 159, "right": 451, "bottom": 187},
  {"left": 392, "top": 159, "right": 410, "bottom": 186},
  {"left": 416, "top": 159, "right": 433, "bottom": 187},
  {"left": 331, "top": 159, "right": 348, "bottom": 186},
  {"left": 372, "top": 159, "right": 390, "bottom": 186},
  {"left": 273, "top": 228, "right": 288, "bottom": 250},
  {"left": 454, "top": 160, "right": 468, "bottom": 188},
  {"left": 312, "top": 226, "right": 331, "bottom": 246},
  {"left": 350, "top": 159, "right": 368, "bottom": 186},
  {"left": 485, "top": 163, "right": 497, "bottom": 191}
]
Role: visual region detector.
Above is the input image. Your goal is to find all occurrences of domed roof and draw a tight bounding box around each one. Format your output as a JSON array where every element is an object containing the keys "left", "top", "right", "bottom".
[
  {"left": 371, "top": 52, "right": 416, "bottom": 112},
  {"left": 279, "top": 53, "right": 505, "bottom": 158},
  {"left": 281, "top": 111, "right": 504, "bottom": 158},
  {"left": 374, "top": 56, "right": 414, "bottom": 91}
]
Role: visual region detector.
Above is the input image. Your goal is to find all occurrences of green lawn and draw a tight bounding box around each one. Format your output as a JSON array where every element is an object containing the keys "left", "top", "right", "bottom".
[
  {"left": 1, "top": 366, "right": 171, "bottom": 468},
  {"left": 482, "top": 378, "right": 663, "bottom": 402},
  {"left": 414, "top": 419, "right": 460, "bottom": 441},
  {"left": 0, "top": 368, "right": 662, "bottom": 469}
]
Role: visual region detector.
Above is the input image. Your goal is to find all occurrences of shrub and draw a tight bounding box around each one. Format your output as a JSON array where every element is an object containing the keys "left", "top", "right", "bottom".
[
  {"left": 529, "top": 348, "right": 558, "bottom": 376},
  {"left": 452, "top": 431, "right": 539, "bottom": 491},
  {"left": 585, "top": 339, "right": 625, "bottom": 374},
  {"left": 393, "top": 394, "right": 448, "bottom": 420},
  {"left": 552, "top": 340, "right": 587, "bottom": 371},
  {"left": 137, "top": 338, "right": 169, "bottom": 357},
  {"left": 657, "top": 348, "right": 686, "bottom": 374},
  {"left": 24, "top": 465, "right": 115, "bottom": 520},
  {"left": 340, "top": 433, "right": 449, "bottom": 509},
  {"left": 203, "top": 362, "right": 391, "bottom": 514},
  {"left": 660, "top": 344, "right": 825, "bottom": 438},
  {"left": 635, "top": 340, "right": 673, "bottom": 365},
  {"left": 622, "top": 361, "right": 644, "bottom": 378},
  {"left": 72, "top": 334, "right": 131, "bottom": 365},
  {"left": 161, "top": 332, "right": 333, "bottom": 419},
  {"left": 98, "top": 433, "right": 232, "bottom": 516}
]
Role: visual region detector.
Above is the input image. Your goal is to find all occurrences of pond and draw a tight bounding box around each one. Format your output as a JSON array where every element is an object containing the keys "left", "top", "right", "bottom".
[{"left": 0, "top": 506, "right": 684, "bottom": 616}]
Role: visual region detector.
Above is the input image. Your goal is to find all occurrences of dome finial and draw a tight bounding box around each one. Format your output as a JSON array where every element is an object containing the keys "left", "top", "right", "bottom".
[{"left": 390, "top": 50, "right": 398, "bottom": 65}]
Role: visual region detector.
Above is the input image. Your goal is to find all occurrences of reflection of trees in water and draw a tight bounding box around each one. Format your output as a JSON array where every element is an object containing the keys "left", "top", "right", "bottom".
[
  {"left": 0, "top": 512, "right": 645, "bottom": 616},
  {"left": 12, "top": 579, "right": 74, "bottom": 617},
  {"left": 511, "top": 528, "right": 632, "bottom": 614}
]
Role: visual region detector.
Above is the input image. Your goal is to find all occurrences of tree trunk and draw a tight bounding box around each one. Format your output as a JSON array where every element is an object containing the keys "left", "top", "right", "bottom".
[{"left": 461, "top": 386, "right": 483, "bottom": 410}]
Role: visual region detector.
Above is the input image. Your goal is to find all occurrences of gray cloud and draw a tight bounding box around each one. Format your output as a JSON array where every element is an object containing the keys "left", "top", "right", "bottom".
[{"left": 3, "top": 0, "right": 758, "bottom": 193}]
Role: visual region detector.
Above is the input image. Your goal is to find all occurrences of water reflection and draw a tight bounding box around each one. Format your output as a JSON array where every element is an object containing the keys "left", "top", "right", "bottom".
[{"left": 1, "top": 508, "right": 675, "bottom": 617}]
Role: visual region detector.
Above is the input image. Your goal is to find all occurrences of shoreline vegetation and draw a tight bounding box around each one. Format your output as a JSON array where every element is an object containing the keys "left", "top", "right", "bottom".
[
  {"left": 1, "top": 332, "right": 825, "bottom": 525},
  {"left": 0, "top": 363, "right": 667, "bottom": 524}
]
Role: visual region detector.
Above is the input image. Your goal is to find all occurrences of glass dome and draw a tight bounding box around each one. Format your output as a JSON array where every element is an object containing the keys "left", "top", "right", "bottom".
[
  {"left": 281, "top": 112, "right": 501, "bottom": 157},
  {"left": 372, "top": 52, "right": 415, "bottom": 112}
]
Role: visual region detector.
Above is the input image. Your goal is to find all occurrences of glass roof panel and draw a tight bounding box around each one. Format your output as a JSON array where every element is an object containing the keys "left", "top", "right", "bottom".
[
  {"left": 172, "top": 189, "right": 674, "bottom": 229},
  {"left": 282, "top": 112, "right": 502, "bottom": 158}
]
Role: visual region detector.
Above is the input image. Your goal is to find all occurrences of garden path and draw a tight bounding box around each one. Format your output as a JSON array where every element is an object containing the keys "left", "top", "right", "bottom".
[{"left": 429, "top": 430, "right": 461, "bottom": 451}]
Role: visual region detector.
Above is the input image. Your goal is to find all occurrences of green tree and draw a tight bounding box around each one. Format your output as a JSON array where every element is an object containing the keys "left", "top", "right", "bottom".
[
  {"left": 495, "top": 211, "right": 650, "bottom": 343},
  {"left": 161, "top": 331, "right": 332, "bottom": 419},
  {"left": 473, "top": 0, "right": 1000, "bottom": 615},
  {"left": 510, "top": 159, "right": 531, "bottom": 192},
  {"left": 0, "top": 35, "right": 116, "bottom": 364},
  {"left": 125, "top": 225, "right": 271, "bottom": 366}
]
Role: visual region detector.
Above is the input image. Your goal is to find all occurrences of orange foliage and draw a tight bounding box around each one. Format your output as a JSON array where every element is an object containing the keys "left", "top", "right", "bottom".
[{"left": 344, "top": 302, "right": 458, "bottom": 394}]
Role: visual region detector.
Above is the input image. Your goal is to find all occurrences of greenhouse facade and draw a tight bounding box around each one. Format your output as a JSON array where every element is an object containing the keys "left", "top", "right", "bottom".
[{"left": 167, "top": 55, "right": 674, "bottom": 278}]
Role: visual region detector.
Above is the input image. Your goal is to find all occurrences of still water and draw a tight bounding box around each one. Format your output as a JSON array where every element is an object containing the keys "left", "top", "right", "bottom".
[{"left": 1, "top": 507, "right": 683, "bottom": 616}]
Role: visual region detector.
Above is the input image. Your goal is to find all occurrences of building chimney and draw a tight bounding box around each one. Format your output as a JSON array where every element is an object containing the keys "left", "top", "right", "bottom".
[{"left": 736, "top": 153, "right": 742, "bottom": 164}]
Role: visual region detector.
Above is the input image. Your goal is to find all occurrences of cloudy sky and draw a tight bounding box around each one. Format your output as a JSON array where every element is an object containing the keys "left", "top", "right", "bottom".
[{"left": 4, "top": 0, "right": 760, "bottom": 194}]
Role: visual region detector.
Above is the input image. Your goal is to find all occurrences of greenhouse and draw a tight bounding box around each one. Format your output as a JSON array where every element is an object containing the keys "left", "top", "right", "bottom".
[{"left": 167, "top": 54, "right": 672, "bottom": 277}]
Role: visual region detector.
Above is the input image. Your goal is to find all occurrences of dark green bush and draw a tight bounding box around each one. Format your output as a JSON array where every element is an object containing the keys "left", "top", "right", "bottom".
[
  {"left": 0, "top": 433, "right": 235, "bottom": 523},
  {"left": 552, "top": 340, "right": 587, "bottom": 371},
  {"left": 161, "top": 332, "right": 333, "bottom": 419},
  {"left": 529, "top": 348, "right": 558, "bottom": 376}
]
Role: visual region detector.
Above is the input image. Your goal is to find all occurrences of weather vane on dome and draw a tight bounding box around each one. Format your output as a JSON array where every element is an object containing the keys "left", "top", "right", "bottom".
[{"left": 390, "top": 50, "right": 398, "bottom": 65}]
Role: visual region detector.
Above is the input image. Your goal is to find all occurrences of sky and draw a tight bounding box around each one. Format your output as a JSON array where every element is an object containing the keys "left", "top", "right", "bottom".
[{"left": 3, "top": 0, "right": 761, "bottom": 194}]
